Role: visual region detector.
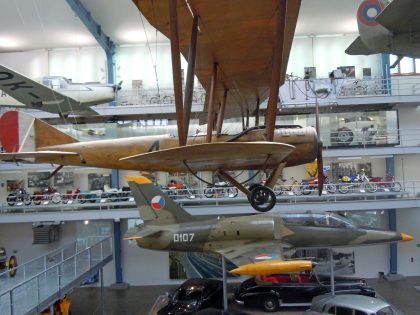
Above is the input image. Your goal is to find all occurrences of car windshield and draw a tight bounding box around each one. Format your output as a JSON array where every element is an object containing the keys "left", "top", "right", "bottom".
[{"left": 173, "top": 288, "right": 203, "bottom": 304}]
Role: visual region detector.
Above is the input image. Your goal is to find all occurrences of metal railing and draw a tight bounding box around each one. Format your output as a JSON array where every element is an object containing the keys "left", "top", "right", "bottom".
[
  {"left": 0, "top": 237, "right": 112, "bottom": 315},
  {"left": 0, "top": 180, "right": 419, "bottom": 213}
]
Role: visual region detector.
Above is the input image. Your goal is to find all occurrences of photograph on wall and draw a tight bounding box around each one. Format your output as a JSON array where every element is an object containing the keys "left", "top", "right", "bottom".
[
  {"left": 303, "top": 66, "right": 317, "bottom": 79},
  {"left": 288, "top": 248, "right": 355, "bottom": 275},
  {"left": 7, "top": 180, "right": 25, "bottom": 192},
  {"left": 28, "top": 172, "right": 50, "bottom": 188},
  {"left": 88, "top": 174, "right": 111, "bottom": 190},
  {"left": 337, "top": 66, "right": 355, "bottom": 78},
  {"left": 330, "top": 162, "right": 372, "bottom": 181},
  {"left": 169, "top": 252, "right": 237, "bottom": 279},
  {"left": 54, "top": 172, "right": 74, "bottom": 187}
]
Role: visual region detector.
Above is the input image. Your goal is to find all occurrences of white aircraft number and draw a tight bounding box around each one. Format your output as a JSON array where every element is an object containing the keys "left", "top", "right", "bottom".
[{"left": 173, "top": 233, "right": 194, "bottom": 242}]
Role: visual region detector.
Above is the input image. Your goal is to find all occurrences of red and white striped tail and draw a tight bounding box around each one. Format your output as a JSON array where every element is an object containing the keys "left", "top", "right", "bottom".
[{"left": 0, "top": 110, "right": 36, "bottom": 153}]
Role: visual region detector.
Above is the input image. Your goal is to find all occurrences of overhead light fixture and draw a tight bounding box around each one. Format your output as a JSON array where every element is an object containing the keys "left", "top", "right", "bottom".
[{"left": 369, "top": 155, "right": 393, "bottom": 159}]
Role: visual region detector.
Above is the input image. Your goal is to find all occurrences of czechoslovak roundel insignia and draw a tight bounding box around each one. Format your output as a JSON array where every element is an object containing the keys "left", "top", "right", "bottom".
[{"left": 151, "top": 195, "right": 165, "bottom": 210}]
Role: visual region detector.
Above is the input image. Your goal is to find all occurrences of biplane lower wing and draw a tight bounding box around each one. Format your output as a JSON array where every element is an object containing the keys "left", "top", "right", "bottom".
[
  {"left": 120, "top": 142, "right": 295, "bottom": 172},
  {"left": 0, "top": 151, "right": 79, "bottom": 161}
]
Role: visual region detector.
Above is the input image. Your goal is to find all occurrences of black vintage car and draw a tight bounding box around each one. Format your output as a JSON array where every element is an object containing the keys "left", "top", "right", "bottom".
[
  {"left": 234, "top": 273, "right": 376, "bottom": 312},
  {"left": 158, "top": 278, "right": 223, "bottom": 315}
]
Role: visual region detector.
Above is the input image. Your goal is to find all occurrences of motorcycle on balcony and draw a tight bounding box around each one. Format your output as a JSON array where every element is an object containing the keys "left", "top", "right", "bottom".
[
  {"left": 338, "top": 170, "right": 377, "bottom": 194},
  {"left": 370, "top": 174, "right": 402, "bottom": 192}
]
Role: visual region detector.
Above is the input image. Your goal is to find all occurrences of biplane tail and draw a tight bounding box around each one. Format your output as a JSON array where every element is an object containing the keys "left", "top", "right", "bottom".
[
  {"left": 126, "top": 176, "right": 196, "bottom": 226},
  {"left": 0, "top": 110, "right": 78, "bottom": 154}
]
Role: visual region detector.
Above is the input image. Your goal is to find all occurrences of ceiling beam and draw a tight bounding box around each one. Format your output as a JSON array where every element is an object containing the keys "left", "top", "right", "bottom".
[{"left": 65, "top": 0, "right": 116, "bottom": 84}]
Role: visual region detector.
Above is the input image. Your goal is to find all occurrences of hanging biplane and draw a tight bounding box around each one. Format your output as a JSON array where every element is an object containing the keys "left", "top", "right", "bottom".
[{"left": 0, "top": 0, "right": 324, "bottom": 212}]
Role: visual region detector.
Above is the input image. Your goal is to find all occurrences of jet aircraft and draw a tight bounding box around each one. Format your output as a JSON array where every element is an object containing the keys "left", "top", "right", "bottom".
[
  {"left": 0, "top": 64, "right": 121, "bottom": 117},
  {"left": 346, "top": 0, "right": 420, "bottom": 67},
  {"left": 124, "top": 176, "right": 413, "bottom": 275}
]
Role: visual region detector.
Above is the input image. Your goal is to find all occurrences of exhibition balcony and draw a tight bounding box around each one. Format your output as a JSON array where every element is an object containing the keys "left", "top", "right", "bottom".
[
  {"left": 0, "top": 237, "right": 112, "bottom": 315},
  {"left": 0, "top": 181, "right": 419, "bottom": 220}
]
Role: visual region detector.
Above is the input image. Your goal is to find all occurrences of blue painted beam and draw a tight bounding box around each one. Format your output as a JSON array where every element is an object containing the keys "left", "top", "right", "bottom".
[
  {"left": 114, "top": 220, "right": 123, "bottom": 283},
  {"left": 381, "top": 54, "right": 391, "bottom": 95},
  {"left": 65, "top": 0, "right": 116, "bottom": 84},
  {"left": 386, "top": 156, "right": 397, "bottom": 274}
]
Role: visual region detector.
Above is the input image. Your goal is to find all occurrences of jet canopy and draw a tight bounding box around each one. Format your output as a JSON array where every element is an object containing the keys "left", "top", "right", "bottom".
[{"left": 281, "top": 213, "right": 355, "bottom": 228}]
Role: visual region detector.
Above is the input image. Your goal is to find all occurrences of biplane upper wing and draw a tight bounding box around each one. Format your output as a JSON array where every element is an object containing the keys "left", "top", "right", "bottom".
[
  {"left": 132, "top": 0, "right": 301, "bottom": 120},
  {"left": 120, "top": 142, "right": 295, "bottom": 172}
]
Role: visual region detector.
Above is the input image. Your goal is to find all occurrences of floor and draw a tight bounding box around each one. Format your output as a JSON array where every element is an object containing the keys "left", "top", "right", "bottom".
[{"left": 69, "top": 277, "right": 420, "bottom": 315}]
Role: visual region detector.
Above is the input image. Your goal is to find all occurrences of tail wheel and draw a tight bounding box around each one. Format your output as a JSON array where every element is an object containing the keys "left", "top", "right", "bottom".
[
  {"left": 8, "top": 255, "right": 17, "bottom": 277},
  {"left": 249, "top": 186, "right": 276, "bottom": 212}
]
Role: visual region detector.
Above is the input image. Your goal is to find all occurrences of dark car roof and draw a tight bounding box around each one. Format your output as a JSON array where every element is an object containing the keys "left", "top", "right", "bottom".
[{"left": 181, "top": 278, "right": 223, "bottom": 289}]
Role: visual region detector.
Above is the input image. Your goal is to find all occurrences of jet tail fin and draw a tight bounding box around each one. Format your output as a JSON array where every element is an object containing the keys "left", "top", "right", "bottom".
[
  {"left": 0, "top": 111, "right": 78, "bottom": 155},
  {"left": 127, "top": 176, "right": 196, "bottom": 225},
  {"left": 345, "top": 36, "right": 374, "bottom": 55}
]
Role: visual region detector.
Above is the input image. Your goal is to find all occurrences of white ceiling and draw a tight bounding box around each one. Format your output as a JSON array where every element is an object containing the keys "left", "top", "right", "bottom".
[{"left": 0, "top": 0, "right": 363, "bottom": 53}]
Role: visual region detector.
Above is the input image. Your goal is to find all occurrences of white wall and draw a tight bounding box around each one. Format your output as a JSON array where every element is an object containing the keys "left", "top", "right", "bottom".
[
  {"left": 0, "top": 50, "right": 48, "bottom": 78},
  {"left": 287, "top": 36, "right": 382, "bottom": 79}
]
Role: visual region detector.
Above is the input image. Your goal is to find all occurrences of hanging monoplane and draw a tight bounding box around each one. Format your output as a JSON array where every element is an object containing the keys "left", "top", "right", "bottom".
[{"left": 0, "top": 64, "right": 121, "bottom": 117}]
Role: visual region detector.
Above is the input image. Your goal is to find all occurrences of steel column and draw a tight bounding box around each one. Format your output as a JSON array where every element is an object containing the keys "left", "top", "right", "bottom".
[
  {"left": 114, "top": 220, "right": 123, "bottom": 283},
  {"left": 216, "top": 89, "right": 228, "bottom": 136},
  {"left": 183, "top": 14, "right": 199, "bottom": 141},
  {"left": 112, "top": 169, "right": 119, "bottom": 189},
  {"left": 206, "top": 63, "right": 218, "bottom": 142},
  {"left": 221, "top": 255, "right": 228, "bottom": 311},
  {"left": 265, "top": 0, "right": 286, "bottom": 141},
  {"left": 169, "top": 0, "right": 186, "bottom": 146},
  {"left": 382, "top": 54, "right": 391, "bottom": 95},
  {"left": 386, "top": 156, "right": 398, "bottom": 274}
]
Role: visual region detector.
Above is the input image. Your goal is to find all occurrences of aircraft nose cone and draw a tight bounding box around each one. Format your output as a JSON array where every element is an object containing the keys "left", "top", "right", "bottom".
[{"left": 401, "top": 233, "right": 414, "bottom": 242}]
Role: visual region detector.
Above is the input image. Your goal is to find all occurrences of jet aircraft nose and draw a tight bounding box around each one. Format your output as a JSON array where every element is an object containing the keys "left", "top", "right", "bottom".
[{"left": 401, "top": 233, "right": 414, "bottom": 242}]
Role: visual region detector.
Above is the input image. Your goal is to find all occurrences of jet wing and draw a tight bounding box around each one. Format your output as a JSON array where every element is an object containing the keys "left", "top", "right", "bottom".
[
  {"left": 216, "top": 242, "right": 290, "bottom": 267},
  {"left": 123, "top": 227, "right": 161, "bottom": 240},
  {"left": 0, "top": 64, "right": 93, "bottom": 116},
  {"left": 375, "top": 0, "right": 420, "bottom": 34},
  {"left": 0, "top": 151, "right": 79, "bottom": 161},
  {"left": 120, "top": 142, "right": 295, "bottom": 172},
  {"left": 345, "top": 36, "right": 375, "bottom": 55},
  {"left": 133, "top": 0, "right": 301, "bottom": 120}
]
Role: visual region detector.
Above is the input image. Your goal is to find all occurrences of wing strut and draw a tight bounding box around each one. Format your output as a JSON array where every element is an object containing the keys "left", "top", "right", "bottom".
[
  {"left": 206, "top": 62, "right": 218, "bottom": 142},
  {"left": 183, "top": 14, "right": 199, "bottom": 141},
  {"left": 169, "top": 0, "right": 186, "bottom": 146},
  {"left": 265, "top": 0, "right": 287, "bottom": 141},
  {"left": 255, "top": 98, "right": 260, "bottom": 127},
  {"left": 216, "top": 89, "right": 228, "bottom": 136}
]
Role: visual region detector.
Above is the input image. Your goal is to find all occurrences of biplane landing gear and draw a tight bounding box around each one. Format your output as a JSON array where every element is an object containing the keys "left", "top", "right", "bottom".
[{"left": 248, "top": 185, "right": 276, "bottom": 212}]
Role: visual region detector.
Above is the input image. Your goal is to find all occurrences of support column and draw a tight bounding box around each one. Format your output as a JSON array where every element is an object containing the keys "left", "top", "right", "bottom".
[
  {"left": 382, "top": 54, "right": 391, "bottom": 95},
  {"left": 111, "top": 169, "right": 119, "bottom": 189},
  {"left": 183, "top": 14, "right": 199, "bottom": 141},
  {"left": 206, "top": 63, "right": 218, "bottom": 143},
  {"left": 216, "top": 89, "right": 228, "bottom": 136},
  {"left": 265, "top": 0, "right": 286, "bottom": 141},
  {"left": 169, "top": 0, "right": 186, "bottom": 146},
  {"left": 386, "top": 156, "right": 398, "bottom": 274},
  {"left": 246, "top": 109, "right": 250, "bottom": 129},
  {"left": 110, "top": 220, "right": 129, "bottom": 290}
]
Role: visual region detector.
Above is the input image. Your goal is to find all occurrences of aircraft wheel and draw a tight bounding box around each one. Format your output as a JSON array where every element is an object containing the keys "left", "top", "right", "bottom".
[
  {"left": 261, "top": 295, "right": 279, "bottom": 312},
  {"left": 249, "top": 186, "right": 276, "bottom": 212},
  {"left": 8, "top": 255, "right": 17, "bottom": 277}
]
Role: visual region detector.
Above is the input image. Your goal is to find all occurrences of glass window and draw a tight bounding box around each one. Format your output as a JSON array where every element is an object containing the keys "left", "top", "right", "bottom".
[
  {"left": 336, "top": 306, "right": 353, "bottom": 315},
  {"left": 399, "top": 57, "right": 414, "bottom": 74}
]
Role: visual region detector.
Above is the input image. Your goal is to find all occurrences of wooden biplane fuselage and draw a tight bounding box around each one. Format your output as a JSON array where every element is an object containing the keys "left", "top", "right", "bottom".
[{"left": 36, "top": 126, "right": 317, "bottom": 172}]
